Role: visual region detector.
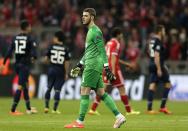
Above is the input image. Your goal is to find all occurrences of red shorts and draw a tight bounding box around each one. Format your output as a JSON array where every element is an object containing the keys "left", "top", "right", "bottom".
[{"left": 103, "top": 69, "right": 124, "bottom": 88}]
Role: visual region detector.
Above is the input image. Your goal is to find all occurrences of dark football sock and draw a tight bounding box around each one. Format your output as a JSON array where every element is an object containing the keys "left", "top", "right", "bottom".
[
  {"left": 53, "top": 90, "right": 60, "bottom": 111},
  {"left": 11, "top": 89, "right": 22, "bottom": 112},
  {"left": 45, "top": 88, "right": 51, "bottom": 108},
  {"left": 23, "top": 88, "right": 31, "bottom": 110},
  {"left": 160, "top": 88, "right": 170, "bottom": 108},
  {"left": 147, "top": 90, "right": 154, "bottom": 111}
]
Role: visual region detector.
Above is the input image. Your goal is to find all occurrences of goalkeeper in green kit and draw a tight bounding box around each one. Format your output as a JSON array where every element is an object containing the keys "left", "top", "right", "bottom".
[{"left": 64, "top": 8, "right": 126, "bottom": 129}]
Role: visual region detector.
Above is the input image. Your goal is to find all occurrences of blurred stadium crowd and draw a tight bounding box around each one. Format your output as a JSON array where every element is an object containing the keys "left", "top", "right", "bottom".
[{"left": 0, "top": 0, "right": 188, "bottom": 74}]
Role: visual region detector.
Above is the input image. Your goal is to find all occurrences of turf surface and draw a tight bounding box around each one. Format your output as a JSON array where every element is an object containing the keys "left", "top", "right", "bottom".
[{"left": 0, "top": 98, "right": 188, "bottom": 131}]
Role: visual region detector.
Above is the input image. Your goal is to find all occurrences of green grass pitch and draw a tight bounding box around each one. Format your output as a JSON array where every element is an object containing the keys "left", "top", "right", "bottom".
[{"left": 0, "top": 98, "right": 188, "bottom": 131}]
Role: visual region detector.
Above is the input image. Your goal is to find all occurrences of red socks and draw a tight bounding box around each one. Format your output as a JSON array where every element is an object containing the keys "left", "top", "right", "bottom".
[
  {"left": 121, "top": 95, "right": 131, "bottom": 112},
  {"left": 91, "top": 95, "right": 101, "bottom": 111},
  {"left": 91, "top": 95, "right": 131, "bottom": 113}
]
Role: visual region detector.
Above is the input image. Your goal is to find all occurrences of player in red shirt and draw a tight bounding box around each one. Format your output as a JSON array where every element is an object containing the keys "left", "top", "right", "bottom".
[{"left": 89, "top": 27, "right": 140, "bottom": 115}]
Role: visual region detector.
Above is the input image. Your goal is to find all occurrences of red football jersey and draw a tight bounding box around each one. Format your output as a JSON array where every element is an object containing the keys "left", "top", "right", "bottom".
[
  {"left": 103, "top": 38, "right": 124, "bottom": 87},
  {"left": 105, "top": 38, "right": 121, "bottom": 70}
]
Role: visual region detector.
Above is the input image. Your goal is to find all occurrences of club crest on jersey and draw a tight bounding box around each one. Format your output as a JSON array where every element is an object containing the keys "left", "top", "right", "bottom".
[
  {"left": 96, "top": 35, "right": 101, "bottom": 40},
  {"left": 94, "top": 35, "right": 102, "bottom": 43}
]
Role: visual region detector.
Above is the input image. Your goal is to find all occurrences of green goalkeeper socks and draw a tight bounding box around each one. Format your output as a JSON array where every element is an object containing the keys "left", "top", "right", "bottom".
[
  {"left": 78, "top": 93, "right": 119, "bottom": 121},
  {"left": 78, "top": 95, "right": 90, "bottom": 121},
  {"left": 101, "top": 93, "right": 120, "bottom": 116}
]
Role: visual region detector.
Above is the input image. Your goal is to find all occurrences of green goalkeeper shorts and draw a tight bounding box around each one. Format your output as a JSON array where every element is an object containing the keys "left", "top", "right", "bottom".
[{"left": 81, "top": 69, "right": 104, "bottom": 89}]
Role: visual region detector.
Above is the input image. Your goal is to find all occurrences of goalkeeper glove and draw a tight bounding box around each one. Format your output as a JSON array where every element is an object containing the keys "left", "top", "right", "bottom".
[
  {"left": 104, "top": 65, "right": 116, "bottom": 82},
  {"left": 70, "top": 62, "right": 83, "bottom": 77}
]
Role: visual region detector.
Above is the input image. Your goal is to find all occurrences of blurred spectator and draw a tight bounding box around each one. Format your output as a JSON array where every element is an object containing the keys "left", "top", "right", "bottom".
[
  {"left": 23, "top": 3, "right": 37, "bottom": 25},
  {"left": 0, "top": 0, "right": 187, "bottom": 61},
  {"left": 125, "top": 36, "right": 141, "bottom": 72},
  {"left": 74, "top": 26, "right": 85, "bottom": 57},
  {"left": 179, "top": 28, "right": 188, "bottom": 60},
  {"left": 169, "top": 29, "right": 181, "bottom": 60}
]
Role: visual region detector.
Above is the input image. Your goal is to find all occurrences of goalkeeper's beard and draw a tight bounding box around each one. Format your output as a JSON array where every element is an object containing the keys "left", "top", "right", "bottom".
[{"left": 83, "top": 17, "right": 92, "bottom": 26}]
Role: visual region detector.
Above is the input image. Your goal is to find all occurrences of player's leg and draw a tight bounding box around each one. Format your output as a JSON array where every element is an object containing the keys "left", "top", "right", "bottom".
[
  {"left": 159, "top": 82, "right": 172, "bottom": 114},
  {"left": 65, "top": 69, "right": 97, "bottom": 128},
  {"left": 52, "top": 90, "right": 61, "bottom": 113},
  {"left": 52, "top": 77, "right": 65, "bottom": 114},
  {"left": 91, "top": 94, "right": 101, "bottom": 111},
  {"left": 159, "top": 69, "right": 172, "bottom": 114},
  {"left": 117, "top": 85, "right": 140, "bottom": 115},
  {"left": 10, "top": 85, "right": 23, "bottom": 115},
  {"left": 96, "top": 75, "right": 126, "bottom": 128},
  {"left": 97, "top": 87, "right": 126, "bottom": 128},
  {"left": 118, "top": 86, "right": 131, "bottom": 112},
  {"left": 23, "top": 82, "right": 37, "bottom": 114},
  {"left": 23, "top": 83, "right": 31, "bottom": 112},
  {"left": 89, "top": 94, "right": 101, "bottom": 115},
  {"left": 64, "top": 87, "right": 90, "bottom": 128},
  {"left": 147, "top": 82, "right": 157, "bottom": 114},
  {"left": 89, "top": 86, "right": 108, "bottom": 115},
  {"left": 90, "top": 72, "right": 123, "bottom": 115},
  {"left": 160, "top": 83, "right": 171, "bottom": 108},
  {"left": 78, "top": 87, "right": 91, "bottom": 122},
  {"left": 44, "top": 69, "right": 55, "bottom": 112},
  {"left": 20, "top": 66, "right": 37, "bottom": 114},
  {"left": 97, "top": 88, "right": 119, "bottom": 116},
  {"left": 21, "top": 67, "right": 31, "bottom": 111},
  {"left": 114, "top": 70, "right": 132, "bottom": 113},
  {"left": 89, "top": 72, "right": 109, "bottom": 115},
  {"left": 10, "top": 65, "right": 23, "bottom": 115},
  {"left": 146, "top": 69, "right": 159, "bottom": 114}
]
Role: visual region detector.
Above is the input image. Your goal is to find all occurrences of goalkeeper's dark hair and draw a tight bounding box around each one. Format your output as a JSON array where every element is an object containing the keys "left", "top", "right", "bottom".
[
  {"left": 54, "top": 30, "right": 65, "bottom": 42},
  {"left": 111, "top": 27, "right": 122, "bottom": 37},
  {"left": 154, "top": 25, "right": 165, "bottom": 34},
  {"left": 20, "top": 20, "right": 30, "bottom": 30},
  {"left": 83, "top": 8, "right": 96, "bottom": 19}
]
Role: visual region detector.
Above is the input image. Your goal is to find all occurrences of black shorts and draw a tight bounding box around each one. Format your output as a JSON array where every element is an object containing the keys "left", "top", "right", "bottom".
[
  {"left": 47, "top": 67, "right": 65, "bottom": 91},
  {"left": 15, "top": 64, "right": 30, "bottom": 87},
  {"left": 149, "top": 65, "right": 170, "bottom": 84}
]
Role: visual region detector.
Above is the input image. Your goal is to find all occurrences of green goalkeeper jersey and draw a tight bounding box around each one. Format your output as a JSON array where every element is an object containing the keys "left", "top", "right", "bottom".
[{"left": 80, "top": 25, "right": 108, "bottom": 73}]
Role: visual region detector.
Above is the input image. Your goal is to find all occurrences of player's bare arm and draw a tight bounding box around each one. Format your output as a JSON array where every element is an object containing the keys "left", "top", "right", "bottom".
[
  {"left": 64, "top": 60, "right": 70, "bottom": 80},
  {"left": 110, "top": 55, "right": 116, "bottom": 75}
]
